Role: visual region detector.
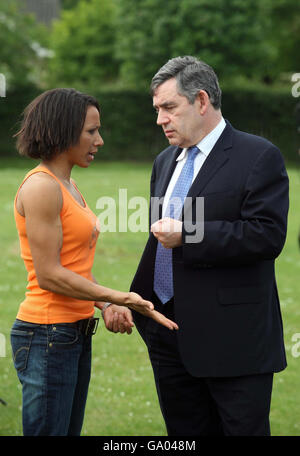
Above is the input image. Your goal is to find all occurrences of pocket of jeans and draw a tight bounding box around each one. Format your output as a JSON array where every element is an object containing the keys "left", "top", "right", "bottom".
[
  {"left": 10, "top": 328, "right": 34, "bottom": 372},
  {"left": 51, "top": 325, "right": 78, "bottom": 345}
]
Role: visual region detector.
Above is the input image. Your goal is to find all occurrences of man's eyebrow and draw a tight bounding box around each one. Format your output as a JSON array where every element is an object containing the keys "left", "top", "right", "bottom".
[{"left": 153, "top": 101, "right": 177, "bottom": 109}]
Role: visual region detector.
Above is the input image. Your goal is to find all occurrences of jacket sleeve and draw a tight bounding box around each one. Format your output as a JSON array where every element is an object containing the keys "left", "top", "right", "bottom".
[{"left": 182, "top": 145, "right": 289, "bottom": 266}]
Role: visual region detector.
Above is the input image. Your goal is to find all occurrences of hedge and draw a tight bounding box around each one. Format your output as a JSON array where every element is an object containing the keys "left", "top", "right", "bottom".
[{"left": 0, "top": 85, "right": 299, "bottom": 163}]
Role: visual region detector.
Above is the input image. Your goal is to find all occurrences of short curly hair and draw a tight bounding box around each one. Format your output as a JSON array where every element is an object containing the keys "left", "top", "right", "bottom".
[{"left": 14, "top": 88, "right": 100, "bottom": 160}]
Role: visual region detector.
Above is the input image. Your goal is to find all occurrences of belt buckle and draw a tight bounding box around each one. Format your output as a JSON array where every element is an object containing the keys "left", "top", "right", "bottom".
[{"left": 85, "top": 317, "right": 99, "bottom": 336}]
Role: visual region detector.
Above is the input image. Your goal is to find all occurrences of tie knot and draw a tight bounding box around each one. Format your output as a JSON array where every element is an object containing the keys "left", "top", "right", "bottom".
[{"left": 187, "top": 145, "right": 199, "bottom": 160}]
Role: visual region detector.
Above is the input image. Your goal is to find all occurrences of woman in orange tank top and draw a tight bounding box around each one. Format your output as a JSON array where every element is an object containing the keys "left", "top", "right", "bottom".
[{"left": 10, "top": 88, "right": 178, "bottom": 436}]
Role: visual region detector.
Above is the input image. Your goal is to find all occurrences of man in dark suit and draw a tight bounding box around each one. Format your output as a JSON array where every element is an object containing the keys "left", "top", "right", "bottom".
[{"left": 130, "top": 56, "right": 289, "bottom": 436}]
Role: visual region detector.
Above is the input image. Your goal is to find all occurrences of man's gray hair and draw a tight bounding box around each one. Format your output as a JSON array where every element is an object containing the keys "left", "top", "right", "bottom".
[{"left": 151, "top": 56, "right": 222, "bottom": 109}]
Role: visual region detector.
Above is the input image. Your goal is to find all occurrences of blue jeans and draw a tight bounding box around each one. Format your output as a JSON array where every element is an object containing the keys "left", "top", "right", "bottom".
[{"left": 10, "top": 319, "right": 92, "bottom": 436}]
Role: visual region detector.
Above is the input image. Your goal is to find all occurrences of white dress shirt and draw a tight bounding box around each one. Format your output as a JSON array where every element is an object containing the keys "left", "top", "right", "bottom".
[{"left": 162, "top": 117, "right": 226, "bottom": 216}]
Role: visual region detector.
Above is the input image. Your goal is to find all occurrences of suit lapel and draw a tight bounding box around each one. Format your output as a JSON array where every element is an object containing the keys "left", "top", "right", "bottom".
[
  {"left": 183, "top": 122, "right": 233, "bottom": 215},
  {"left": 155, "top": 146, "right": 182, "bottom": 197},
  {"left": 155, "top": 122, "right": 234, "bottom": 210},
  {"left": 187, "top": 121, "right": 233, "bottom": 198}
]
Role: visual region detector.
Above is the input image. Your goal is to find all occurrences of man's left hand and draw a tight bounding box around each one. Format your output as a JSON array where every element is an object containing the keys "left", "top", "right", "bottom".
[{"left": 151, "top": 217, "right": 183, "bottom": 248}]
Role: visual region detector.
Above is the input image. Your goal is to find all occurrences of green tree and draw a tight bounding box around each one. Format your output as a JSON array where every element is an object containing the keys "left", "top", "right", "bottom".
[
  {"left": 268, "top": 0, "right": 300, "bottom": 74},
  {"left": 48, "top": 0, "right": 119, "bottom": 89},
  {"left": 116, "top": 0, "right": 276, "bottom": 88},
  {"left": 0, "top": 0, "right": 48, "bottom": 89},
  {"left": 61, "top": 0, "right": 81, "bottom": 10}
]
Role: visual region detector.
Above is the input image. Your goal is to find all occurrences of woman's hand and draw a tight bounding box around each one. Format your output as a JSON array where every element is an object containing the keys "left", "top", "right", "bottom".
[
  {"left": 140, "top": 308, "right": 179, "bottom": 331},
  {"left": 122, "top": 292, "right": 178, "bottom": 331},
  {"left": 103, "top": 293, "right": 179, "bottom": 332},
  {"left": 123, "top": 291, "right": 154, "bottom": 313},
  {"left": 102, "top": 305, "right": 134, "bottom": 334}
]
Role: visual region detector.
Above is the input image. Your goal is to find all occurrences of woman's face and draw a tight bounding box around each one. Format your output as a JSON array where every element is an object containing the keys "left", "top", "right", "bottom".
[{"left": 66, "top": 106, "right": 104, "bottom": 167}]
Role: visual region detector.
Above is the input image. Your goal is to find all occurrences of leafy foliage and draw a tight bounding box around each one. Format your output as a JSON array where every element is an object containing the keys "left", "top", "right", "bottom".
[
  {"left": 266, "top": 0, "right": 300, "bottom": 73},
  {"left": 0, "top": 0, "right": 298, "bottom": 91},
  {"left": 115, "top": 0, "right": 276, "bottom": 88},
  {"left": 44, "top": 0, "right": 298, "bottom": 90},
  {"left": 61, "top": 0, "right": 81, "bottom": 9},
  {"left": 47, "top": 0, "right": 119, "bottom": 89},
  {"left": 0, "top": 0, "right": 48, "bottom": 89}
]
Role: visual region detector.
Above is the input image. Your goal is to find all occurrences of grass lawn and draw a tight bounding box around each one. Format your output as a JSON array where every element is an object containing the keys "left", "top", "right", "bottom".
[{"left": 0, "top": 157, "right": 299, "bottom": 436}]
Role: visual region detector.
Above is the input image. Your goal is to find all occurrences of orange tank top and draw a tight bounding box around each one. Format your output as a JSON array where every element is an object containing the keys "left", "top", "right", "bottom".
[{"left": 14, "top": 165, "right": 100, "bottom": 323}]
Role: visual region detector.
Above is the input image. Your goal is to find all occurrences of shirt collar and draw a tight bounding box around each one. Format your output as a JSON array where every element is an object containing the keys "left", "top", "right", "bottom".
[{"left": 176, "top": 117, "right": 226, "bottom": 161}]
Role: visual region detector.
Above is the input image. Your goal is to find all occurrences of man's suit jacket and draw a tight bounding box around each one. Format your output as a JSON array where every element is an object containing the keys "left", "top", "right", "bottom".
[{"left": 130, "top": 121, "right": 289, "bottom": 378}]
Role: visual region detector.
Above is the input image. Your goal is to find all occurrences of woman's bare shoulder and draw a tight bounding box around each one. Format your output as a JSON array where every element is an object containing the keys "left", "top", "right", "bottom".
[
  {"left": 20, "top": 171, "right": 61, "bottom": 194},
  {"left": 18, "top": 171, "right": 63, "bottom": 214}
]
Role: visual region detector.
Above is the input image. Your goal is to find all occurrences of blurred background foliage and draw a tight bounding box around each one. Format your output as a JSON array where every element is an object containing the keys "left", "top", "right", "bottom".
[
  {"left": 0, "top": 0, "right": 299, "bottom": 437},
  {"left": 0, "top": 0, "right": 299, "bottom": 161}
]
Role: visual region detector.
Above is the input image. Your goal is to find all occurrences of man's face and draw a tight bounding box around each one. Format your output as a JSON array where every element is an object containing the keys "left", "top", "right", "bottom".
[{"left": 153, "top": 78, "right": 203, "bottom": 148}]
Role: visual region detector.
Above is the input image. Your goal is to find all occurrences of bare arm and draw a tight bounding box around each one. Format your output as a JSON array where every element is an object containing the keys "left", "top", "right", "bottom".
[
  {"left": 19, "top": 174, "right": 152, "bottom": 312},
  {"left": 18, "top": 174, "right": 178, "bottom": 330},
  {"left": 92, "top": 275, "right": 134, "bottom": 334}
]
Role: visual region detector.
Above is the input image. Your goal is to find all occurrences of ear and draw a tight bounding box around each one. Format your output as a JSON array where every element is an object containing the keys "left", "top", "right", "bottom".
[{"left": 196, "top": 90, "right": 210, "bottom": 115}]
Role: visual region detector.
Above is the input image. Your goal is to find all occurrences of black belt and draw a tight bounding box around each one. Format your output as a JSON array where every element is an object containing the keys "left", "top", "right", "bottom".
[{"left": 55, "top": 317, "right": 99, "bottom": 336}]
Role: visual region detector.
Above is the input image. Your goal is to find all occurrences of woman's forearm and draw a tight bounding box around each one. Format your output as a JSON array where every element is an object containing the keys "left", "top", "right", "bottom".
[
  {"left": 92, "top": 274, "right": 106, "bottom": 311},
  {"left": 38, "top": 264, "right": 128, "bottom": 305}
]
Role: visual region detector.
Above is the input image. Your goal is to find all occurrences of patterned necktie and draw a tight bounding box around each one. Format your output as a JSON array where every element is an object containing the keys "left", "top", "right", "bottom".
[{"left": 153, "top": 146, "right": 199, "bottom": 304}]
